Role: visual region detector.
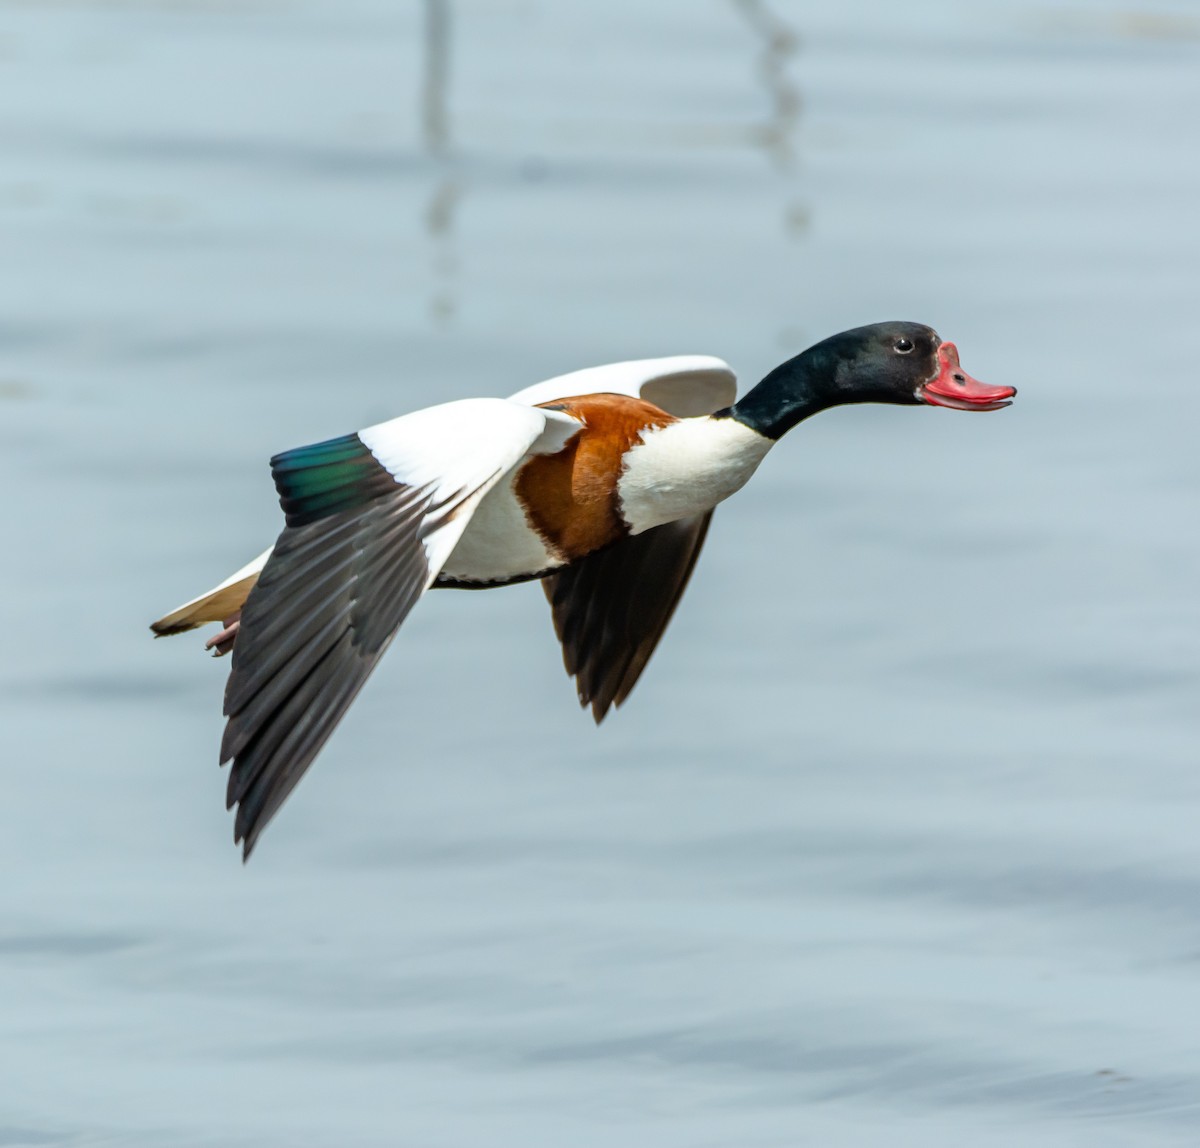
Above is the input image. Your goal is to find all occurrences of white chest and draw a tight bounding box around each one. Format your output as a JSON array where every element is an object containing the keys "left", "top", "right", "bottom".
[{"left": 617, "top": 416, "right": 773, "bottom": 534}]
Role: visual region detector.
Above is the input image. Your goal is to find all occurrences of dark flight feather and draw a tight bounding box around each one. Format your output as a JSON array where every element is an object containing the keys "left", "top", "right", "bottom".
[
  {"left": 541, "top": 512, "right": 713, "bottom": 722},
  {"left": 219, "top": 436, "right": 456, "bottom": 859}
]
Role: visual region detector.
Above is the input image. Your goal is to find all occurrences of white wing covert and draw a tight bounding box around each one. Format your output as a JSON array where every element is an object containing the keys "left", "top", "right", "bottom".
[{"left": 507, "top": 355, "right": 737, "bottom": 416}]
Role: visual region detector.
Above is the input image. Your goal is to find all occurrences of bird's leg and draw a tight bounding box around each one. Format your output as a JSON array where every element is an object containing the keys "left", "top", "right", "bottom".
[{"left": 205, "top": 612, "right": 242, "bottom": 657}]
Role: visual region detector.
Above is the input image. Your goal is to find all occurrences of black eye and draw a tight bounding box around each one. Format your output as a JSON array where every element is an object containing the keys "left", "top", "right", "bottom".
[{"left": 894, "top": 337, "right": 914, "bottom": 354}]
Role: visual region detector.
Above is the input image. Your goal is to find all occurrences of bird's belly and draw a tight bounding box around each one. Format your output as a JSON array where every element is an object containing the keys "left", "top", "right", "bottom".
[{"left": 440, "top": 472, "right": 564, "bottom": 584}]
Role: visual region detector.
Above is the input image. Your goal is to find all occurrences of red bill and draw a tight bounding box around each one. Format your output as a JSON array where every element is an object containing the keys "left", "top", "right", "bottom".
[{"left": 918, "top": 343, "right": 1016, "bottom": 411}]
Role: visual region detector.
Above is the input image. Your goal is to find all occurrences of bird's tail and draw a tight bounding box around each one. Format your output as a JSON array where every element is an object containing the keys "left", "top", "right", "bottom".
[{"left": 150, "top": 548, "right": 273, "bottom": 654}]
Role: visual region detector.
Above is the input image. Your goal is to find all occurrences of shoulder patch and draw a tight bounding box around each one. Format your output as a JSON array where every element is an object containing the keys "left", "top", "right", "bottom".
[{"left": 514, "top": 394, "right": 675, "bottom": 561}]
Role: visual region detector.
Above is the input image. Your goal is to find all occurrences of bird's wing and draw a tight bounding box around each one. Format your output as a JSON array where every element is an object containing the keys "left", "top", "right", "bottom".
[
  {"left": 221, "top": 398, "right": 578, "bottom": 859},
  {"left": 511, "top": 359, "right": 731, "bottom": 722},
  {"left": 541, "top": 511, "right": 714, "bottom": 723},
  {"left": 507, "top": 355, "right": 737, "bottom": 417}
]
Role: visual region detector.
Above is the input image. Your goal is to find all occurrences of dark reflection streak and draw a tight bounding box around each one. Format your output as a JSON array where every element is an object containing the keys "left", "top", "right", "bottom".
[
  {"left": 422, "top": 0, "right": 449, "bottom": 156},
  {"left": 422, "top": 0, "right": 458, "bottom": 324},
  {"left": 731, "top": 0, "right": 808, "bottom": 244},
  {"left": 731, "top": 0, "right": 801, "bottom": 170}
]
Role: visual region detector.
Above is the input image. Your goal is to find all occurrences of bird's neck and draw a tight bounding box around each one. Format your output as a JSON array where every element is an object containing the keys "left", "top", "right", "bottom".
[{"left": 719, "top": 354, "right": 837, "bottom": 440}]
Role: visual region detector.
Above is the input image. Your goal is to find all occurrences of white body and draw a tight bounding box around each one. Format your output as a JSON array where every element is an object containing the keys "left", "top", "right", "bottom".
[
  {"left": 154, "top": 355, "right": 748, "bottom": 625},
  {"left": 443, "top": 355, "right": 745, "bottom": 584}
]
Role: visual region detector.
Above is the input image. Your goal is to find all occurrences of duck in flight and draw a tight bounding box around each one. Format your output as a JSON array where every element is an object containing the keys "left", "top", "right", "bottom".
[{"left": 152, "top": 321, "right": 1015, "bottom": 858}]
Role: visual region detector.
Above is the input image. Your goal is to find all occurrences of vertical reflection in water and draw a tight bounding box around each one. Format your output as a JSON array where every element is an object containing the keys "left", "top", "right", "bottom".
[
  {"left": 731, "top": 0, "right": 809, "bottom": 241},
  {"left": 422, "top": 0, "right": 458, "bottom": 324}
]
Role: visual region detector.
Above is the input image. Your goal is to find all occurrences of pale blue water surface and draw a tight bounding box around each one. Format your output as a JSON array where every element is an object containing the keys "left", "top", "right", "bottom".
[{"left": 2, "top": 1, "right": 1200, "bottom": 1145}]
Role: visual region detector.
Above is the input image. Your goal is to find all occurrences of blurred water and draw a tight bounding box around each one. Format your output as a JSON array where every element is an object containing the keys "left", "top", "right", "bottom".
[{"left": 2, "top": 1, "right": 1200, "bottom": 1144}]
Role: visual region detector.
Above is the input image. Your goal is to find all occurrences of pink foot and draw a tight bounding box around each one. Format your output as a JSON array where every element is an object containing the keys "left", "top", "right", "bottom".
[{"left": 206, "top": 613, "right": 242, "bottom": 657}]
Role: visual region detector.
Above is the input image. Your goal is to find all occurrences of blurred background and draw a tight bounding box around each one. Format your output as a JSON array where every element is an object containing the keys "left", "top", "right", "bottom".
[{"left": 2, "top": 1, "right": 1199, "bottom": 1144}]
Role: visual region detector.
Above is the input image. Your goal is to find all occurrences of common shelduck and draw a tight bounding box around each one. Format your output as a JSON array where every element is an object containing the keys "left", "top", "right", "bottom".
[{"left": 152, "top": 321, "right": 1015, "bottom": 857}]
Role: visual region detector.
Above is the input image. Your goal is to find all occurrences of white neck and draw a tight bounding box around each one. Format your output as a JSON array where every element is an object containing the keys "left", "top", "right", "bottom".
[{"left": 617, "top": 416, "right": 773, "bottom": 534}]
